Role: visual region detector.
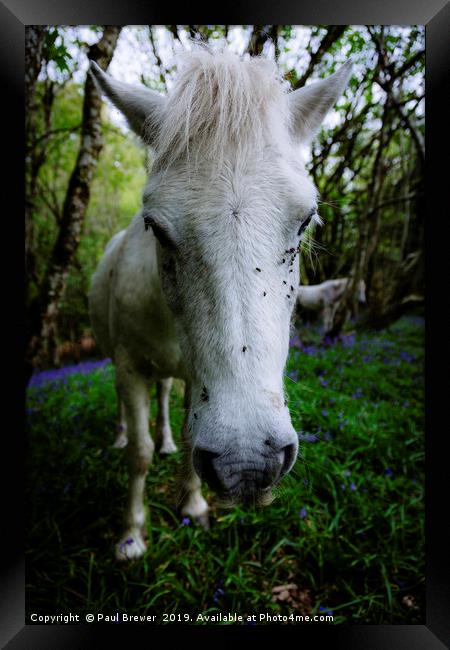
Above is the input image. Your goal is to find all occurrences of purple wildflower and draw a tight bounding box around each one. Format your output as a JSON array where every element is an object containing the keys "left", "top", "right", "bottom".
[
  {"left": 384, "top": 467, "right": 394, "bottom": 477},
  {"left": 299, "top": 507, "right": 307, "bottom": 519},
  {"left": 400, "top": 351, "right": 415, "bottom": 363},
  {"left": 119, "top": 537, "right": 134, "bottom": 552},
  {"left": 341, "top": 334, "right": 355, "bottom": 347},
  {"left": 181, "top": 517, "right": 191, "bottom": 526},
  {"left": 350, "top": 482, "right": 357, "bottom": 491},
  {"left": 320, "top": 378, "right": 329, "bottom": 387},
  {"left": 28, "top": 358, "right": 112, "bottom": 388},
  {"left": 321, "top": 409, "right": 328, "bottom": 417},
  {"left": 213, "top": 588, "right": 225, "bottom": 603}
]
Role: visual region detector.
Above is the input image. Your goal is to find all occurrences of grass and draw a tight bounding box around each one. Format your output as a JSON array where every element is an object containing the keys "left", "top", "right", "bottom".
[{"left": 25, "top": 315, "right": 424, "bottom": 625}]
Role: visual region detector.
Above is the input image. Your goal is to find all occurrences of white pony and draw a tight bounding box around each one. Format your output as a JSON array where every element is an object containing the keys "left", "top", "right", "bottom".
[
  {"left": 297, "top": 278, "right": 366, "bottom": 334},
  {"left": 88, "top": 49, "right": 352, "bottom": 560}
]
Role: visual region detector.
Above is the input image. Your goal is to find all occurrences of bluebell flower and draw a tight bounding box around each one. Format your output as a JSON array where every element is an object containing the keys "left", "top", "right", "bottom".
[
  {"left": 384, "top": 467, "right": 394, "bottom": 477},
  {"left": 119, "top": 537, "right": 134, "bottom": 552},
  {"left": 299, "top": 507, "right": 307, "bottom": 519},
  {"left": 28, "top": 358, "right": 112, "bottom": 388},
  {"left": 350, "top": 482, "right": 357, "bottom": 491},
  {"left": 181, "top": 517, "right": 191, "bottom": 526}
]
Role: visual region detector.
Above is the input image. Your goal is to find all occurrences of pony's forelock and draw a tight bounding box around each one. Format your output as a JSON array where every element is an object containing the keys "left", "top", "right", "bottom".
[{"left": 147, "top": 47, "right": 291, "bottom": 170}]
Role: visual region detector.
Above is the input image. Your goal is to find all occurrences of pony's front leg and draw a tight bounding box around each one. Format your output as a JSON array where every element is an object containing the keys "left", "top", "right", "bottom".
[
  {"left": 115, "top": 368, "right": 154, "bottom": 561},
  {"left": 155, "top": 378, "right": 178, "bottom": 454},
  {"left": 113, "top": 398, "right": 128, "bottom": 448},
  {"left": 177, "top": 383, "right": 209, "bottom": 528},
  {"left": 322, "top": 305, "right": 335, "bottom": 335}
]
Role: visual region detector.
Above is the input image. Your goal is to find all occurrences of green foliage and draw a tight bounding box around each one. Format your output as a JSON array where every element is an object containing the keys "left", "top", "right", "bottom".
[
  {"left": 26, "top": 316, "right": 424, "bottom": 623},
  {"left": 43, "top": 28, "right": 73, "bottom": 72},
  {"left": 29, "top": 79, "right": 146, "bottom": 334}
]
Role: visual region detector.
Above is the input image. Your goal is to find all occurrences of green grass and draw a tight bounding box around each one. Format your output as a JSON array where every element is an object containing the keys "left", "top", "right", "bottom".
[{"left": 25, "top": 315, "right": 424, "bottom": 624}]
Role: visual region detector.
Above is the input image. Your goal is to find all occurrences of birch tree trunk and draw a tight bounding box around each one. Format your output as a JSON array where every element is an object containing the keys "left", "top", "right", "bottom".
[{"left": 26, "top": 26, "right": 122, "bottom": 383}]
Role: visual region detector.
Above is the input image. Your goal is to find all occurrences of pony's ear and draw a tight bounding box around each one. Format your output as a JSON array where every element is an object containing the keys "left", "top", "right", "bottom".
[
  {"left": 288, "top": 60, "right": 353, "bottom": 144},
  {"left": 89, "top": 60, "right": 167, "bottom": 146}
]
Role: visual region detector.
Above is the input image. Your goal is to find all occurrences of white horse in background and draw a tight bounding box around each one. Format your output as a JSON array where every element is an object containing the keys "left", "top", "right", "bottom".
[
  {"left": 297, "top": 278, "right": 366, "bottom": 334},
  {"left": 88, "top": 49, "right": 352, "bottom": 560}
]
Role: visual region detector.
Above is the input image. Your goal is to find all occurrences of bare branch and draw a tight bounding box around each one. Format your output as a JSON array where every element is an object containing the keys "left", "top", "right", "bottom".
[
  {"left": 148, "top": 26, "right": 167, "bottom": 90},
  {"left": 168, "top": 25, "right": 182, "bottom": 43},
  {"left": 293, "top": 26, "right": 347, "bottom": 89}
]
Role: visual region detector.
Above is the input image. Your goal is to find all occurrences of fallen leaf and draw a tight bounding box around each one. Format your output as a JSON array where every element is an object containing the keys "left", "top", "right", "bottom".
[{"left": 402, "top": 594, "right": 419, "bottom": 610}]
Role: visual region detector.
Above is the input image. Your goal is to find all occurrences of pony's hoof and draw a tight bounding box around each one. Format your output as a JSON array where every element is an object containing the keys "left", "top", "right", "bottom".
[
  {"left": 159, "top": 441, "right": 178, "bottom": 455},
  {"left": 195, "top": 513, "right": 210, "bottom": 531},
  {"left": 113, "top": 434, "right": 128, "bottom": 449},
  {"left": 115, "top": 530, "right": 147, "bottom": 561}
]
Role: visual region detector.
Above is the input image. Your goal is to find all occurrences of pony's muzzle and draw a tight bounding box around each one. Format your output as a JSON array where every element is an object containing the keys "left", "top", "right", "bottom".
[{"left": 192, "top": 440, "right": 298, "bottom": 503}]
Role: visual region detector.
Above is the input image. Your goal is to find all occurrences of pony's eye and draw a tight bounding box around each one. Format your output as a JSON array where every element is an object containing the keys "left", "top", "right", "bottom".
[
  {"left": 143, "top": 214, "right": 177, "bottom": 251},
  {"left": 297, "top": 210, "right": 316, "bottom": 236}
]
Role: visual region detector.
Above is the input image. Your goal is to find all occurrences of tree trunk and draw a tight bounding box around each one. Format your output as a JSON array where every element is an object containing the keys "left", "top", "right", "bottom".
[
  {"left": 25, "top": 27, "right": 48, "bottom": 283},
  {"left": 25, "top": 26, "right": 122, "bottom": 384},
  {"left": 25, "top": 27, "right": 47, "bottom": 120},
  {"left": 248, "top": 26, "right": 269, "bottom": 56}
]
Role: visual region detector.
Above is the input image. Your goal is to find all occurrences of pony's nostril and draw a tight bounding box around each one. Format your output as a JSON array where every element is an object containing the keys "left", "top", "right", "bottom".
[
  {"left": 192, "top": 448, "right": 223, "bottom": 491},
  {"left": 279, "top": 443, "right": 297, "bottom": 478}
]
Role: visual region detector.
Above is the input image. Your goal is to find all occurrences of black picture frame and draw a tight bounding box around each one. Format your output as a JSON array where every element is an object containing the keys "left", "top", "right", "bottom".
[{"left": 4, "top": 1, "right": 449, "bottom": 647}]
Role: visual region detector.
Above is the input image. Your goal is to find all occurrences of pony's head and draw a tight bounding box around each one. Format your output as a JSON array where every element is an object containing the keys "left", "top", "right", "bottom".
[{"left": 91, "top": 49, "right": 352, "bottom": 505}]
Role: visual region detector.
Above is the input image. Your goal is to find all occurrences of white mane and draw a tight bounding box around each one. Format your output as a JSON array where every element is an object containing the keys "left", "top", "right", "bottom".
[{"left": 148, "top": 48, "right": 291, "bottom": 170}]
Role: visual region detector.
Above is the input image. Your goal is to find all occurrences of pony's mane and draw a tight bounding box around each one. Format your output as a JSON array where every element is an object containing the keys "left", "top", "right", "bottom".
[{"left": 148, "top": 48, "right": 290, "bottom": 169}]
